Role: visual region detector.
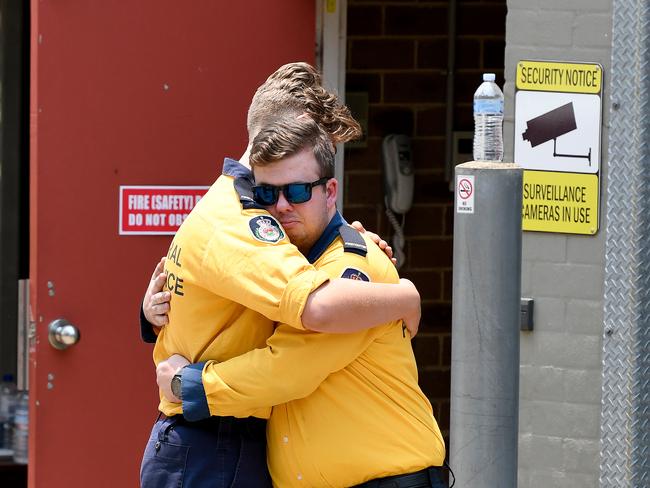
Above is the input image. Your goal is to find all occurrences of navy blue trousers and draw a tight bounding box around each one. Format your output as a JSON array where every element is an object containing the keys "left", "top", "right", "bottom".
[{"left": 140, "top": 414, "right": 272, "bottom": 488}]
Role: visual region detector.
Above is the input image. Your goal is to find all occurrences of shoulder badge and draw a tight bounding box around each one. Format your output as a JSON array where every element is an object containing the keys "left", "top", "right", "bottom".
[
  {"left": 249, "top": 215, "right": 285, "bottom": 244},
  {"left": 340, "top": 267, "right": 370, "bottom": 282}
]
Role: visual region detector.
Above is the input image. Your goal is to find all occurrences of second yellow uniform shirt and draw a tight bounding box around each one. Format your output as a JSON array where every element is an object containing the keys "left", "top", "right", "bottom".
[{"left": 182, "top": 212, "right": 446, "bottom": 487}]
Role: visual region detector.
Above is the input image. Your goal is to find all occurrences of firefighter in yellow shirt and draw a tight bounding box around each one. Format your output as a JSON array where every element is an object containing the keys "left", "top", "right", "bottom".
[
  {"left": 157, "top": 117, "right": 448, "bottom": 488},
  {"left": 140, "top": 63, "right": 423, "bottom": 488}
]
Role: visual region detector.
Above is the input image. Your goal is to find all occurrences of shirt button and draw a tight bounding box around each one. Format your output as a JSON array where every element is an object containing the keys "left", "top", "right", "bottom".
[
  {"left": 283, "top": 436, "right": 289, "bottom": 444},
  {"left": 297, "top": 473, "right": 303, "bottom": 481}
]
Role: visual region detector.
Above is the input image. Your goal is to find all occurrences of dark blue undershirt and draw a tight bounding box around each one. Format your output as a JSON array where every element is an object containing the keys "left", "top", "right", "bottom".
[{"left": 306, "top": 211, "right": 347, "bottom": 264}]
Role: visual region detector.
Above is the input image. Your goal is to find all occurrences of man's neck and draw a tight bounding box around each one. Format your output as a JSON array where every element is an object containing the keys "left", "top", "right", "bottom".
[
  {"left": 326, "top": 207, "right": 336, "bottom": 224},
  {"left": 238, "top": 144, "right": 252, "bottom": 169}
]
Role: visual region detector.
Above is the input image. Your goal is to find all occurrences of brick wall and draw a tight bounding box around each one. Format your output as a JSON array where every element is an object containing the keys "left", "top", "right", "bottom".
[{"left": 343, "top": 0, "right": 507, "bottom": 440}]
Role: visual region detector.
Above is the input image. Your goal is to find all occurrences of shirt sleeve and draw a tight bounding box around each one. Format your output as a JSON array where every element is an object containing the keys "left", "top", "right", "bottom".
[
  {"left": 139, "top": 304, "right": 159, "bottom": 343},
  {"left": 178, "top": 240, "right": 383, "bottom": 421},
  {"left": 197, "top": 212, "right": 330, "bottom": 330},
  {"left": 180, "top": 362, "right": 209, "bottom": 421},
  {"left": 182, "top": 324, "right": 378, "bottom": 419}
]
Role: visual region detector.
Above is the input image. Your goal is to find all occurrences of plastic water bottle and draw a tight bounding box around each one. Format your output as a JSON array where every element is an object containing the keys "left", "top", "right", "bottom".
[
  {"left": 12, "top": 392, "right": 28, "bottom": 464},
  {"left": 473, "top": 73, "right": 504, "bottom": 162},
  {"left": 0, "top": 374, "right": 17, "bottom": 450}
]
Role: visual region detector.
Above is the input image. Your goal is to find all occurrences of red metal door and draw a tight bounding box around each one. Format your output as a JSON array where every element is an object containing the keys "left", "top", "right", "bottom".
[{"left": 29, "top": 2, "right": 315, "bottom": 486}]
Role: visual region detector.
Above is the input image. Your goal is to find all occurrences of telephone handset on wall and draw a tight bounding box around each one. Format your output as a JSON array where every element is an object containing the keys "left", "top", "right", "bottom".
[
  {"left": 382, "top": 134, "right": 414, "bottom": 214},
  {"left": 382, "top": 135, "right": 414, "bottom": 269}
]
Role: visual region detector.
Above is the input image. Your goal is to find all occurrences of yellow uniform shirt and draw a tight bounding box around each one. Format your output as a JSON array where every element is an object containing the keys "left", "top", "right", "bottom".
[
  {"left": 153, "top": 158, "right": 329, "bottom": 417},
  {"left": 193, "top": 213, "right": 446, "bottom": 487}
]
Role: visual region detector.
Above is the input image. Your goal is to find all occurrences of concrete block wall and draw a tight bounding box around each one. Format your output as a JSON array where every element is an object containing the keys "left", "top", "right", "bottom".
[
  {"left": 505, "top": 1, "right": 612, "bottom": 486},
  {"left": 343, "top": 0, "right": 507, "bottom": 442}
]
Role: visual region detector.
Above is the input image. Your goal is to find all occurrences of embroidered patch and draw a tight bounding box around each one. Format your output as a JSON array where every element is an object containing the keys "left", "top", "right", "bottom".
[
  {"left": 248, "top": 215, "right": 285, "bottom": 243},
  {"left": 340, "top": 267, "right": 370, "bottom": 282}
]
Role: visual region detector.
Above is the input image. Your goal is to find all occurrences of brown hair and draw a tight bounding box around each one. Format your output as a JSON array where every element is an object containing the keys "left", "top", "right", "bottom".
[
  {"left": 247, "top": 62, "right": 362, "bottom": 145},
  {"left": 249, "top": 116, "right": 335, "bottom": 178}
]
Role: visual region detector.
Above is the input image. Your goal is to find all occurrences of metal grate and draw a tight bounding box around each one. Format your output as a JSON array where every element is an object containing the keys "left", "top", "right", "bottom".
[{"left": 601, "top": 0, "right": 650, "bottom": 486}]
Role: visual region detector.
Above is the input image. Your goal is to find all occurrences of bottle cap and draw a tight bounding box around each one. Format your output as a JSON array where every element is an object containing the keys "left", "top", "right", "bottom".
[{"left": 483, "top": 73, "right": 496, "bottom": 82}]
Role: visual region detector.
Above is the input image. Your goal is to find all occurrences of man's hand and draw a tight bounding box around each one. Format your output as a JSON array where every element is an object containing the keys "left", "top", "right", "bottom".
[
  {"left": 350, "top": 221, "right": 397, "bottom": 266},
  {"left": 398, "top": 278, "right": 421, "bottom": 338},
  {"left": 143, "top": 257, "right": 171, "bottom": 327},
  {"left": 156, "top": 354, "right": 190, "bottom": 403},
  {"left": 351, "top": 221, "right": 417, "bottom": 335}
]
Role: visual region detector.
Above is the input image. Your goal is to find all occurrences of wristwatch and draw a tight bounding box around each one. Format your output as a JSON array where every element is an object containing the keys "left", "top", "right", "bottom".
[{"left": 171, "top": 372, "right": 183, "bottom": 400}]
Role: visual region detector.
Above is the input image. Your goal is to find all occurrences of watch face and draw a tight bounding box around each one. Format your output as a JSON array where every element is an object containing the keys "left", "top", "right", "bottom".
[{"left": 172, "top": 374, "right": 182, "bottom": 399}]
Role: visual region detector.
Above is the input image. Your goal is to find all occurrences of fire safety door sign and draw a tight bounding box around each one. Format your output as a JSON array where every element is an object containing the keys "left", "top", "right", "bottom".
[
  {"left": 119, "top": 186, "right": 209, "bottom": 235},
  {"left": 514, "top": 60, "right": 603, "bottom": 235}
]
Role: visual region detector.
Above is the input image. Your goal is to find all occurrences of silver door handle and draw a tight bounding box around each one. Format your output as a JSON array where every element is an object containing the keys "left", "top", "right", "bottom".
[{"left": 48, "top": 319, "right": 80, "bottom": 350}]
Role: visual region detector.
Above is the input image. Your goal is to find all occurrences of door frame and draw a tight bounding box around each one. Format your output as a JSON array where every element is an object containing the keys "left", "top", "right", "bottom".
[{"left": 317, "top": 0, "right": 348, "bottom": 210}]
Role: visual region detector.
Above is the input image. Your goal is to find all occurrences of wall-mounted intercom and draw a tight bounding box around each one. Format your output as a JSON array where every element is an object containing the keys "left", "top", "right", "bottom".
[{"left": 382, "top": 135, "right": 414, "bottom": 269}]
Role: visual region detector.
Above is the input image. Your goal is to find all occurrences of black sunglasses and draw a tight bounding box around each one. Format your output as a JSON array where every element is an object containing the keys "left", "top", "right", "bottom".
[{"left": 252, "top": 177, "right": 330, "bottom": 206}]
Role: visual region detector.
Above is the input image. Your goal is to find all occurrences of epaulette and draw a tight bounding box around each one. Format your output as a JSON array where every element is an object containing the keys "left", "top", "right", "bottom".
[
  {"left": 234, "top": 176, "right": 265, "bottom": 210},
  {"left": 338, "top": 225, "right": 368, "bottom": 257}
]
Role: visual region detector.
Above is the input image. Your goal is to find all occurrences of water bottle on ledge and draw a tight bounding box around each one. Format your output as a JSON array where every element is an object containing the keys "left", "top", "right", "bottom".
[
  {"left": 0, "top": 374, "right": 17, "bottom": 451},
  {"left": 12, "top": 391, "right": 28, "bottom": 464},
  {"left": 473, "top": 73, "right": 504, "bottom": 162}
]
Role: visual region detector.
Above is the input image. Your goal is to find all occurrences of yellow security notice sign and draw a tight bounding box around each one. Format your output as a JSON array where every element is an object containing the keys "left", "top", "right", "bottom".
[
  {"left": 516, "top": 61, "right": 602, "bottom": 94},
  {"left": 522, "top": 170, "right": 599, "bottom": 235}
]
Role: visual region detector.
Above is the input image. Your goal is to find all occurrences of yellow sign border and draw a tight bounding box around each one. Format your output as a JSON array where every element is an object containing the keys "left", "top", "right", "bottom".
[
  {"left": 516, "top": 60, "right": 602, "bottom": 94},
  {"left": 522, "top": 170, "right": 599, "bottom": 235}
]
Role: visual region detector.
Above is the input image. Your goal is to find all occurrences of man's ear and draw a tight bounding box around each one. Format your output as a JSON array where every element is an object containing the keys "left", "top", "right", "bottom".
[{"left": 326, "top": 178, "right": 338, "bottom": 209}]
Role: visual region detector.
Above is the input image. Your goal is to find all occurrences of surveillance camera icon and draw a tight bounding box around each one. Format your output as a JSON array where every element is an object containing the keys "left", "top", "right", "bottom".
[{"left": 522, "top": 102, "right": 591, "bottom": 165}]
